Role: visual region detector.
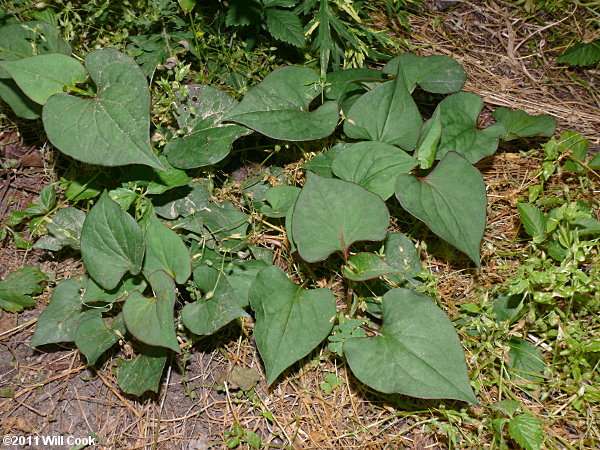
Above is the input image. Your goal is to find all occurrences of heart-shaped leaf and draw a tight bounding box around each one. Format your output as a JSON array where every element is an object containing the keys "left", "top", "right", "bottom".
[
  {"left": 120, "top": 156, "right": 190, "bottom": 195},
  {"left": 437, "top": 92, "right": 506, "bottom": 163},
  {"left": 165, "top": 85, "right": 252, "bottom": 168},
  {"left": 75, "top": 314, "right": 126, "bottom": 365},
  {"left": 82, "top": 275, "right": 146, "bottom": 305},
  {"left": 414, "top": 106, "right": 442, "bottom": 169},
  {"left": 81, "top": 192, "right": 145, "bottom": 290},
  {"left": 292, "top": 172, "right": 390, "bottom": 262},
  {"left": 395, "top": 152, "right": 486, "bottom": 267},
  {"left": 344, "top": 65, "right": 423, "bottom": 150},
  {"left": 492, "top": 107, "right": 556, "bottom": 141},
  {"left": 342, "top": 252, "right": 399, "bottom": 281},
  {"left": 123, "top": 271, "right": 180, "bottom": 353},
  {"left": 182, "top": 265, "right": 250, "bottom": 335},
  {"left": 143, "top": 216, "right": 191, "bottom": 284},
  {"left": 30, "top": 275, "right": 100, "bottom": 347},
  {"left": 33, "top": 206, "right": 86, "bottom": 252},
  {"left": 224, "top": 66, "right": 339, "bottom": 141},
  {"left": 261, "top": 185, "right": 301, "bottom": 218},
  {"left": 0, "top": 266, "right": 48, "bottom": 313},
  {"left": 0, "top": 21, "right": 71, "bottom": 118},
  {"left": 325, "top": 68, "right": 383, "bottom": 102},
  {"left": 332, "top": 141, "right": 418, "bottom": 200},
  {"left": 43, "top": 48, "right": 163, "bottom": 169},
  {"left": 197, "top": 201, "right": 249, "bottom": 252},
  {"left": 0, "top": 54, "right": 87, "bottom": 104},
  {"left": 383, "top": 53, "right": 467, "bottom": 94},
  {"left": 117, "top": 345, "right": 168, "bottom": 396},
  {"left": 301, "top": 143, "right": 345, "bottom": 178},
  {"left": 344, "top": 288, "right": 477, "bottom": 403},
  {"left": 249, "top": 265, "right": 336, "bottom": 384},
  {"left": 153, "top": 181, "right": 212, "bottom": 219}
]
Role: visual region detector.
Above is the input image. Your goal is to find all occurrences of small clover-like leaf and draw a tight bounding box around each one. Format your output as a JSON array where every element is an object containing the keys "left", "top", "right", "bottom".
[
  {"left": 249, "top": 265, "right": 336, "bottom": 385},
  {"left": 43, "top": 48, "right": 164, "bottom": 169},
  {"left": 344, "top": 288, "right": 477, "bottom": 403},
  {"left": 395, "top": 152, "right": 486, "bottom": 267},
  {"left": 292, "top": 172, "right": 390, "bottom": 262},
  {"left": 224, "top": 66, "right": 339, "bottom": 141}
]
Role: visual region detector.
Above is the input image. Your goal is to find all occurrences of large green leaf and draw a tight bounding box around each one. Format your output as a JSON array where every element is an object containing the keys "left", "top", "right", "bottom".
[
  {"left": 0, "top": 54, "right": 87, "bottom": 105},
  {"left": 0, "top": 266, "right": 48, "bottom": 313},
  {"left": 383, "top": 53, "right": 467, "bottom": 94},
  {"left": 164, "top": 85, "right": 251, "bottom": 168},
  {"left": 34, "top": 206, "right": 86, "bottom": 251},
  {"left": 261, "top": 185, "right": 301, "bottom": 218},
  {"left": 120, "top": 155, "right": 190, "bottom": 195},
  {"left": 342, "top": 253, "right": 399, "bottom": 281},
  {"left": 332, "top": 141, "right": 418, "bottom": 200},
  {"left": 492, "top": 107, "right": 556, "bottom": 141},
  {"left": 224, "top": 66, "right": 339, "bottom": 141},
  {"left": 343, "top": 65, "right": 423, "bottom": 150},
  {"left": 557, "top": 39, "right": 600, "bottom": 66},
  {"left": 81, "top": 192, "right": 145, "bottom": 290},
  {"left": 344, "top": 288, "right": 477, "bottom": 402},
  {"left": 248, "top": 265, "right": 336, "bottom": 384},
  {"left": 437, "top": 92, "right": 506, "bottom": 163},
  {"left": 508, "top": 414, "right": 543, "bottom": 450},
  {"left": 0, "top": 21, "right": 71, "bottom": 118},
  {"left": 395, "top": 152, "right": 486, "bottom": 267},
  {"left": 197, "top": 201, "right": 249, "bottom": 252},
  {"left": 153, "top": 181, "right": 212, "bottom": 219},
  {"left": 143, "top": 216, "right": 191, "bottom": 284},
  {"left": 117, "top": 345, "right": 168, "bottom": 396},
  {"left": 82, "top": 275, "right": 146, "bottom": 305},
  {"left": 292, "top": 172, "right": 390, "bottom": 262},
  {"left": 324, "top": 68, "right": 383, "bottom": 102},
  {"left": 123, "top": 271, "right": 180, "bottom": 353},
  {"left": 75, "top": 314, "right": 126, "bottom": 365},
  {"left": 30, "top": 275, "right": 100, "bottom": 347},
  {"left": 182, "top": 265, "right": 250, "bottom": 335},
  {"left": 42, "top": 48, "right": 163, "bottom": 169}
]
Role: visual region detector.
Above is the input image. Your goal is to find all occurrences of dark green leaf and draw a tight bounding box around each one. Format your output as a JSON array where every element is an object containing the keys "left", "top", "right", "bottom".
[
  {"left": 153, "top": 181, "right": 212, "bottom": 220},
  {"left": 517, "top": 203, "right": 547, "bottom": 242},
  {"left": 342, "top": 253, "right": 398, "bottom": 281},
  {"left": 508, "top": 338, "right": 545, "bottom": 382},
  {"left": 34, "top": 207, "right": 85, "bottom": 251},
  {"left": 117, "top": 345, "right": 168, "bottom": 396},
  {"left": 493, "top": 108, "right": 556, "bottom": 141},
  {"left": 143, "top": 216, "right": 191, "bottom": 284},
  {"left": 508, "top": 414, "right": 543, "bottom": 450},
  {"left": 557, "top": 39, "right": 600, "bottom": 67},
  {"left": 0, "top": 266, "right": 48, "bottom": 312},
  {"left": 265, "top": 8, "right": 305, "bottom": 47},
  {"left": 75, "top": 314, "right": 126, "bottom": 365},
  {"left": 261, "top": 185, "right": 301, "bottom": 218}
]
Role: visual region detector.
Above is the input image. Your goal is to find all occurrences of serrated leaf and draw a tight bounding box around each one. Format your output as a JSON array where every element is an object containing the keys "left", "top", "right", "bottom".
[
  {"left": 0, "top": 54, "right": 87, "bottom": 104},
  {"left": 395, "top": 152, "right": 486, "bottom": 267},
  {"left": 117, "top": 345, "right": 168, "bottom": 396},
  {"left": 34, "top": 207, "right": 85, "bottom": 251},
  {"left": 123, "top": 271, "right": 180, "bottom": 353},
  {"left": 182, "top": 265, "right": 250, "bottom": 335},
  {"left": 165, "top": 85, "right": 252, "bottom": 168},
  {"left": 508, "top": 414, "right": 543, "bottom": 450},
  {"left": 143, "top": 216, "right": 191, "bottom": 284},
  {"left": 75, "top": 314, "right": 126, "bottom": 365},
  {"left": 81, "top": 192, "right": 145, "bottom": 290},
  {"left": 0, "top": 266, "right": 48, "bottom": 312},
  {"left": 344, "top": 288, "right": 477, "bottom": 402},
  {"left": 265, "top": 8, "right": 305, "bottom": 47},
  {"left": 42, "top": 48, "right": 163, "bottom": 169},
  {"left": 30, "top": 275, "right": 101, "bottom": 347},
  {"left": 261, "top": 185, "right": 301, "bottom": 218},
  {"left": 225, "top": 0, "right": 262, "bottom": 27},
  {"left": 344, "top": 64, "right": 423, "bottom": 150},
  {"left": 383, "top": 53, "right": 467, "bottom": 94},
  {"left": 249, "top": 265, "right": 336, "bottom": 384},
  {"left": 437, "top": 92, "right": 506, "bottom": 163},
  {"left": 508, "top": 338, "right": 545, "bottom": 381},
  {"left": 332, "top": 141, "right": 418, "bottom": 200},
  {"left": 557, "top": 39, "right": 600, "bottom": 67},
  {"left": 224, "top": 66, "right": 339, "bottom": 141},
  {"left": 292, "top": 172, "right": 390, "bottom": 262},
  {"left": 153, "top": 181, "right": 212, "bottom": 220},
  {"left": 517, "top": 203, "right": 546, "bottom": 242},
  {"left": 492, "top": 108, "right": 556, "bottom": 141}
]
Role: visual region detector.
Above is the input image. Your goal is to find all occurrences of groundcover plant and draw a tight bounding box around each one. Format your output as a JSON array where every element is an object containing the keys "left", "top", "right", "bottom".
[{"left": 0, "top": 21, "right": 558, "bottom": 401}]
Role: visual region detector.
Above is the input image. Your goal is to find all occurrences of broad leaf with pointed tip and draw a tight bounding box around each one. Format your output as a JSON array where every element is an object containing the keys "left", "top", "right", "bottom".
[
  {"left": 249, "top": 265, "right": 336, "bottom": 385},
  {"left": 344, "top": 65, "right": 423, "bottom": 150},
  {"left": 123, "top": 271, "right": 180, "bottom": 353},
  {"left": 261, "top": 185, "right": 301, "bottom": 218},
  {"left": 493, "top": 107, "right": 556, "bottom": 141},
  {"left": 43, "top": 48, "right": 163, "bottom": 169},
  {"left": 342, "top": 253, "right": 398, "bottom": 281},
  {"left": 0, "top": 54, "right": 87, "bottom": 105},
  {"left": 153, "top": 181, "right": 212, "bottom": 220},
  {"left": 292, "top": 172, "right": 390, "bottom": 262},
  {"left": 436, "top": 92, "right": 506, "bottom": 163},
  {"left": 75, "top": 314, "right": 126, "bottom": 365},
  {"left": 143, "top": 216, "right": 191, "bottom": 284},
  {"left": 414, "top": 106, "right": 442, "bottom": 169},
  {"left": 332, "top": 141, "right": 418, "bottom": 200},
  {"left": 165, "top": 85, "right": 252, "bottom": 168},
  {"left": 81, "top": 192, "right": 145, "bottom": 290},
  {"left": 117, "top": 344, "right": 168, "bottom": 396},
  {"left": 0, "top": 21, "right": 71, "bottom": 119},
  {"left": 383, "top": 53, "right": 467, "bottom": 94},
  {"left": 224, "top": 66, "right": 339, "bottom": 141},
  {"left": 344, "top": 288, "right": 477, "bottom": 403},
  {"left": 30, "top": 275, "right": 100, "bottom": 347},
  {"left": 182, "top": 265, "right": 250, "bottom": 335},
  {"left": 395, "top": 152, "right": 486, "bottom": 267}
]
